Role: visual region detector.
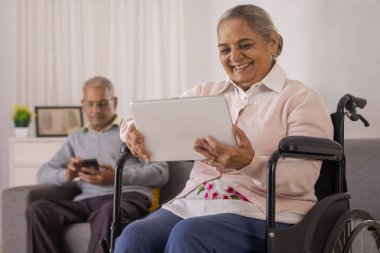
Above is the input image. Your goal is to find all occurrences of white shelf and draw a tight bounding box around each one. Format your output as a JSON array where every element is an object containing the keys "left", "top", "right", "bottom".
[{"left": 8, "top": 137, "right": 65, "bottom": 187}]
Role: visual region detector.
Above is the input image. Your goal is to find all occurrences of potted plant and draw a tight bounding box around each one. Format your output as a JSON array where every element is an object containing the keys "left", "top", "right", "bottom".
[{"left": 12, "top": 104, "right": 32, "bottom": 137}]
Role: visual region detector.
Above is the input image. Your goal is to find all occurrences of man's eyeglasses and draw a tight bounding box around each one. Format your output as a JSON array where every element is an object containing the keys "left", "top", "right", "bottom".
[{"left": 81, "top": 98, "right": 115, "bottom": 110}]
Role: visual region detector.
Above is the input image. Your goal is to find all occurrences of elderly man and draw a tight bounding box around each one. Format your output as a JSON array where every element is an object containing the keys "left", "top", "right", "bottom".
[{"left": 26, "top": 76, "right": 169, "bottom": 253}]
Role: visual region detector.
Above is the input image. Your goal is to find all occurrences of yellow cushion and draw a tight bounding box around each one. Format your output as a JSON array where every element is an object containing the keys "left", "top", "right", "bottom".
[{"left": 149, "top": 188, "right": 160, "bottom": 212}]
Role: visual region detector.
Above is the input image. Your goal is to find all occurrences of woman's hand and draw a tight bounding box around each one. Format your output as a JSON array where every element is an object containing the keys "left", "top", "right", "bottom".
[
  {"left": 125, "top": 123, "right": 151, "bottom": 162},
  {"left": 194, "top": 125, "right": 255, "bottom": 171}
]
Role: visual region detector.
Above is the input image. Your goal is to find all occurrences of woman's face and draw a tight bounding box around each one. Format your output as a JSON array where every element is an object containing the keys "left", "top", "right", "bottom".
[{"left": 217, "top": 17, "right": 278, "bottom": 91}]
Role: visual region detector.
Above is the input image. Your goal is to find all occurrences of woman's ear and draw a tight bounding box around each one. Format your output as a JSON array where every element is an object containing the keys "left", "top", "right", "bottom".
[{"left": 269, "top": 31, "right": 279, "bottom": 56}]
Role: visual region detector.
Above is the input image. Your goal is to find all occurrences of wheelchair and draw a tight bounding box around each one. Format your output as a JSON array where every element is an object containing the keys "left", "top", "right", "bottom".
[{"left": 100, "top": 94, "right": 380, "bottom": 253}]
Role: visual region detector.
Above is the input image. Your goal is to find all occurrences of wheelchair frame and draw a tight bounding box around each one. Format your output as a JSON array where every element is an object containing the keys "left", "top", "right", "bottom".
[
  {"left": 100, "top": 94, "right": 379, "bottom": 253},
  {"left": 266, "top": 94, "right": 378, "bottom": 252}
]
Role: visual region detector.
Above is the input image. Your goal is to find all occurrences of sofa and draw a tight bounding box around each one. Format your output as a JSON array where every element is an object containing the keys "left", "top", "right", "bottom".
[
  {"left": 2, "top": 139, "right": 380, "bottom": 253},
  {"left": 2, "top": 161, "right": 193, "bottom": 253},
  {"left": 344, "top": 139, "right": 380, "bottom": 220}
]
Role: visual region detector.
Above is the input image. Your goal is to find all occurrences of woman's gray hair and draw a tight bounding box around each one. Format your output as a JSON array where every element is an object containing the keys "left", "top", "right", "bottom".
[
  {"left": 217, "top": 4, "right": 283, "bottom": 58},
  {"left": 83, "top": 76, "right": 115, "bottom": 96}
]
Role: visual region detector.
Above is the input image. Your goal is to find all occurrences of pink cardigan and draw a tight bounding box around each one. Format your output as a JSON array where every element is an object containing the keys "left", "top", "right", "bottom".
[
  {"left": 121, "top": 62, "right": 333, "bottom": 215},
  {"left": 168, "top": 63, "right": 333, "bottom": 215}
]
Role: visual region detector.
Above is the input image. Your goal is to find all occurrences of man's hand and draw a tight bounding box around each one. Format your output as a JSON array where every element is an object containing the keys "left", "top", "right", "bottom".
[
  {"left": 66, "top": 157, "right": 83, "bottom": 182},
  {"left": 78, "top": 164, "right": 115, "bottom": 185}
]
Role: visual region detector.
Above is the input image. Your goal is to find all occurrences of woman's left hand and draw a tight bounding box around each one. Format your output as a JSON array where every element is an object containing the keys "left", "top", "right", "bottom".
[{"left": 194, "top": 125, "right": 255, "bottom": 171}]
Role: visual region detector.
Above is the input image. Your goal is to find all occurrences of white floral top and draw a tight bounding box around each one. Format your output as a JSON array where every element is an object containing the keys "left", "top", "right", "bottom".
[
  {"left": 186, "top": 179, "right": 249, "bottom": 202},
  {"left": 163, "top": 178, "right": 304, "bottom": 224}
]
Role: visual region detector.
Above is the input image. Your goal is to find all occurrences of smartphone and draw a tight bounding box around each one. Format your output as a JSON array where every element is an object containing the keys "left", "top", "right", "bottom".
[{"left": 81, "top": 158, "right": 99, "bottom": 170}]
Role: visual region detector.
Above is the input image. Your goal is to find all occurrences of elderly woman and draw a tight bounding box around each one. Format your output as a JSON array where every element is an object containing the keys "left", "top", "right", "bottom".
[{"left": 115, "top": 4, "right": 333, "bottom": 253}]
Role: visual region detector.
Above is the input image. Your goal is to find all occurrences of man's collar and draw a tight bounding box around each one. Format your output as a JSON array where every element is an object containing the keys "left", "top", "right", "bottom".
[
  {"left": 83, "top": 115, "right": 120, "bottom": 132},
  {"left": 217, "top": 61, "right": 286, "bottom": 94}
]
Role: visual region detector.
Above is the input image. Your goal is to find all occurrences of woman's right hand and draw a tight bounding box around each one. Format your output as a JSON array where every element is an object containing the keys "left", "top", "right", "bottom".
[{"left": 125, "top": 123, "right": 151, "bottom": 161}]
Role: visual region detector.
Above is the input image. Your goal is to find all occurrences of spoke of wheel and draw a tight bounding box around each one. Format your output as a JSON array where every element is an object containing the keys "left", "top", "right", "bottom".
[
  {"left": 325, "top": 211, "right": 378, "bottom": 253},
  {"left": 338, "top": 236, "right": 343, "bottom": 251},
  {"left": 374, "top": 231, "right": 380, "bottom": 249},
  {"left": 360, "top": 230, "right": 363, "bottom": 252}
]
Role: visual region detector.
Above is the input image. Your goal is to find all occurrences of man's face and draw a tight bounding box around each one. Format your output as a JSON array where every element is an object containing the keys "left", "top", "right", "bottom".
[{"left": 82, "top": 85, "right": 117, "bottom": 131}]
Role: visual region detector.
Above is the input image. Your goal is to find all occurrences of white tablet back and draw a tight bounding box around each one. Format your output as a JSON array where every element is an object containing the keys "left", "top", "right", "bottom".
[{"left": 130, "top": 96, "right": 237, "bottom": 161}]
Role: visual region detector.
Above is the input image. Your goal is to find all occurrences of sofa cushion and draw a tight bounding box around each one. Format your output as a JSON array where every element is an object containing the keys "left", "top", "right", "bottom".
[
  {"left": 62, "top": 223, "right": 91, "bottom": 253},
  {"left": 59, "top": 161, "right": 193, "bottom": 253}
]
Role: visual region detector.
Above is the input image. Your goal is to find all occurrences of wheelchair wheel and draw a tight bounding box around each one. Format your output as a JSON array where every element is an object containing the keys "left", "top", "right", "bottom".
[
  {"left": 342, "top": 220, "right": 380, "bottom": 253},
  {"left": 323, "top": 209, "right": 380, "bottom": 253}
]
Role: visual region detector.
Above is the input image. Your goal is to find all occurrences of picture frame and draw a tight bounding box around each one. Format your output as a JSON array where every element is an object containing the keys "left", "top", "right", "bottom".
[{"left": 35, "top": 106, "right": 84, "bottom": 137}]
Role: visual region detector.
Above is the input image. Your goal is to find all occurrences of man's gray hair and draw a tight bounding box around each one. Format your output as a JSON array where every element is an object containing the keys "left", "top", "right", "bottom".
[
  {"left": 83, "top": 76, "right": 115, "bottom": 96},
  {"left": 217, "top": 4, "right": 283, "bottom": 58}
]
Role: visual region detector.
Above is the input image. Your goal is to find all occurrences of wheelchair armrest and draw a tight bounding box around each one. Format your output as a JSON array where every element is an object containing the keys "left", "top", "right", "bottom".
[
  {"left": 267, "top": 136, "right": 344, "bottom": 230},
  {"left": 278, "top": 136, "right": 343, "bottom": 160}
]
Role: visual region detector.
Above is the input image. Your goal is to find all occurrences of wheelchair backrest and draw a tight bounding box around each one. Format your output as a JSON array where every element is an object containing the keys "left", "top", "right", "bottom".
[
  {"left": 314, "top": 112, "right": 346, "bottom": 201},
  {"left": 314, "top": 94, "right": 368, "bottom": 201}
]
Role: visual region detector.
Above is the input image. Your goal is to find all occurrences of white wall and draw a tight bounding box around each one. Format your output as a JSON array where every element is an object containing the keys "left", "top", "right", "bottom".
[
  {"left": 180, "top": 0, "right": 380, "bottom": 139},
  {"left": 271, "top": 0, "right": 380, "bottom": 138},
  {"left": 1, "top": 0, "right": 380, "bottom": 248}
]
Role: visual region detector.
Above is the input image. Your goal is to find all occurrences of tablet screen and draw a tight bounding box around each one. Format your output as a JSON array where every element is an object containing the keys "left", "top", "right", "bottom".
[{"left": 130, "top": 96, "right": 237, "bottom": 161}]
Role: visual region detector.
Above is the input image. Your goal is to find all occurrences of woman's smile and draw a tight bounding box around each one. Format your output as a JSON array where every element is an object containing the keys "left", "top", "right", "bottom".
[{"left": 232, "top": 62, "right": 253, "bottom": 73}]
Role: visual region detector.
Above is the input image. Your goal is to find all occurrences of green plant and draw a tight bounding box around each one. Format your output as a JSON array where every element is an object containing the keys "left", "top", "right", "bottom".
[{"left": 12, "top": 104, "right": 32, "bottom": 127}]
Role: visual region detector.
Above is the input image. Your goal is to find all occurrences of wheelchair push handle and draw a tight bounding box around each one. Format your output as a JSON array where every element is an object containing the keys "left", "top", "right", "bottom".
[
  {"left": 338, "top": 94, "right": 370, "bottom": 127},
  {"left": 345, "top": 94, "right": 367, "bottom": 110},
  {"left": 351, "top": 96, "right": 367, "bottom": 109}
]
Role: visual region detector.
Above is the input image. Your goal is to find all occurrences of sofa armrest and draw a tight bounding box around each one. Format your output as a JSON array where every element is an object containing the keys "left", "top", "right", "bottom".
[{"left": 2, "top": 184, "right": 80, "bottom": 253}]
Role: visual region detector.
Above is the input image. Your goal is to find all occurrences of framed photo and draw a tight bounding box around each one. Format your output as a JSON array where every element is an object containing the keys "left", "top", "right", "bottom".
[{"left": 35, "top": 106, "right": 84, "bottom": 137}]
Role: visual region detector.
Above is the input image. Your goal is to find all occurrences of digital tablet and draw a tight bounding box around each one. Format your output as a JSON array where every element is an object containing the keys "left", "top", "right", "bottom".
[{"left": 130, "top": 96, "right": 237, "bottom": 161}]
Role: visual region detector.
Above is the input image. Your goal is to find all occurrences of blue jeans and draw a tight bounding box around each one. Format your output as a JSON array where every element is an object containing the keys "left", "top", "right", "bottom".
[{"left": 114, "top": 208, "right": 292, "bottom": 253}]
